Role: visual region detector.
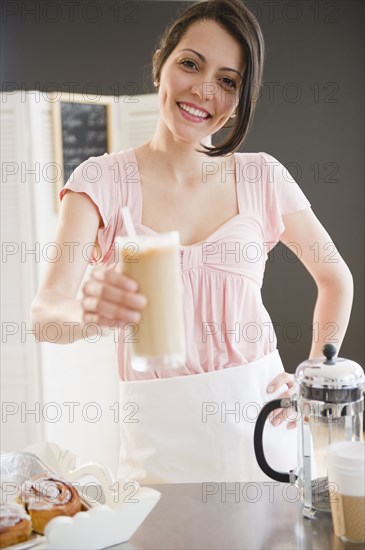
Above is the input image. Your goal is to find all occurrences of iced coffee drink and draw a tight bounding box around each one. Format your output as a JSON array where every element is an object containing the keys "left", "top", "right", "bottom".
[{"left": 115, "top": 232, "right": 185, "bottom": 371}]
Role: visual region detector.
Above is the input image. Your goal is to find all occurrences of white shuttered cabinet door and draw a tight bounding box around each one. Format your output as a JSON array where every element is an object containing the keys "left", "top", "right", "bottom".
[{"left": 1, "top": 92, "right": 43, "bottom": 451}]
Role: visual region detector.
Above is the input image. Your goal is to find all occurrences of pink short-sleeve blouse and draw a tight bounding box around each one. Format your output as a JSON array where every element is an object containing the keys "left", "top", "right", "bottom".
[{"left": 60, "top": 149, "right": 311, "bottom": 381}]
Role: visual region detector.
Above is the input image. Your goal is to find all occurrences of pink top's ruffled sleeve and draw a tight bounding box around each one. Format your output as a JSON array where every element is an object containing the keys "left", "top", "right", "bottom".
[
  {"left": 261, "top": 152, "right": 311, "bottom": 245},
  {"left": 59, "top": 153, "right": 123, "bottom": 264}
]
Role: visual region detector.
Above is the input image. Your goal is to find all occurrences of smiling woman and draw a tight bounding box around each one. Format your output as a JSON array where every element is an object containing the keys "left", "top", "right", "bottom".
[
  {"left": 151, "top": 0, "right": 264, "bottom": 156},
  {"left": 31, "top": 0, "right": 354, "bottom": 485}
]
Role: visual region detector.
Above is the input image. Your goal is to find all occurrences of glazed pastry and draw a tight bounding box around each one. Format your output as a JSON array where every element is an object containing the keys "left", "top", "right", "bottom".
[
  {"left": 0, "top": 502, "right": 32, "bottom": 548},
  {"left": 19, "top": 475, "right": 82, "bottom": 534}
]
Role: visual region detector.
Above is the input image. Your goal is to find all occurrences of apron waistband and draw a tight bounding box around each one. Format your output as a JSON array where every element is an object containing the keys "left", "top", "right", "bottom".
[{"left": 120, "top": 349, "right": 282, "bottom": 388}]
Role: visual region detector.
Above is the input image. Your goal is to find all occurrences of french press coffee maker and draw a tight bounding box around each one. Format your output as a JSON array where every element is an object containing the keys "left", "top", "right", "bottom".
[{"left": 254, "top": 344, "right": 364, "bottom": 518}]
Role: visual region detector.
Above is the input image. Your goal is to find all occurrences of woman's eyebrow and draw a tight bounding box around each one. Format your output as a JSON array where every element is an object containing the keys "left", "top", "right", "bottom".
[{"left": 178, "top": 48, "right": 243, "bottom": 78}]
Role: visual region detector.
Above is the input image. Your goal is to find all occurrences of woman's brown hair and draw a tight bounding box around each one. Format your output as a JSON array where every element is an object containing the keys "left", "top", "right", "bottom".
[{"left": 152, "top": 0, "right": 265, "bottom": 157}]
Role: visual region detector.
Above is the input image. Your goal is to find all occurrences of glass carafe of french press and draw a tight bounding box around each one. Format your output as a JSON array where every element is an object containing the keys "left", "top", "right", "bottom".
[{"left": 254, "top": 344, "right": 364, "bottom": 518}]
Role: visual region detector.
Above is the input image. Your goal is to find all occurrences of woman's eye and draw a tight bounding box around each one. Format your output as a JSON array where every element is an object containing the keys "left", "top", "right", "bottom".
[
  {"left": 221, "top": 77, "right": 237, "bottom": 90},
  {"left": 180, "top": 59, "right": 197, "bottom": 70}
]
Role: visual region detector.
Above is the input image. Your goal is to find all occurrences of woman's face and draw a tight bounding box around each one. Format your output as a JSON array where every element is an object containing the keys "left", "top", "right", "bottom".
[{"left": 157, "top": 19, "right": 245, "bottom": 146}]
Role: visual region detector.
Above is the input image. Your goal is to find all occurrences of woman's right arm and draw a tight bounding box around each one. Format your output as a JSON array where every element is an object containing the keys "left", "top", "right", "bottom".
[{"left": 31, "top": 191, "right": 147, "bottom": 344}]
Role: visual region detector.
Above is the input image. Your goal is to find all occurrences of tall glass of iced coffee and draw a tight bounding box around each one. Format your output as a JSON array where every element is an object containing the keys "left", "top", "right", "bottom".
[{"left": 115, "top": 232, "right": 185, "bottom": 372}]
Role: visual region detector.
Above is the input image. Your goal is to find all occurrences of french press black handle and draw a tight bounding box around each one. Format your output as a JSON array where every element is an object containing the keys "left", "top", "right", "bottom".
[{"left": 253, "top": 399, "right": 292, "bottom": 483}]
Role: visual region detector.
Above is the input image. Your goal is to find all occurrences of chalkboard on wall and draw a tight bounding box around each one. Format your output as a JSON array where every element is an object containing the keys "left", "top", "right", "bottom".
[{"left": 51, "top": 92, "right": 114, "bottom": 206}]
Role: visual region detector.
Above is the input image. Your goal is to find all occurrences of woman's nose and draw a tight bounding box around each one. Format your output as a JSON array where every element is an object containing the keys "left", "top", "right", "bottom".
[{"left": 191, "top": 80, "right": 217, "bottom": 101}]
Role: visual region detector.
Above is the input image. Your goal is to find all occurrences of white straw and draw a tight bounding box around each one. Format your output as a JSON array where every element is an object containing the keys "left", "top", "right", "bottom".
[{"left": 121, "top": 207, "right": 137, "bottom": 237}]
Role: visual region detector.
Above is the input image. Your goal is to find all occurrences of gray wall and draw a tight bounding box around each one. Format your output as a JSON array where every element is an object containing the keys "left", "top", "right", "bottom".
[{"left": 2, "top": 0, "right": 363, "bottom": 371}]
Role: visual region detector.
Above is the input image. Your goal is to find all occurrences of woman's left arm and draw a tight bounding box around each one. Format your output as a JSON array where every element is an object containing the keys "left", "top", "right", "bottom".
[
  {"left": 279, "top": 207, "right": 353, "bottom": 358},
  {"left": 267, "top": 207, "right": 353, "bottom": 428}
]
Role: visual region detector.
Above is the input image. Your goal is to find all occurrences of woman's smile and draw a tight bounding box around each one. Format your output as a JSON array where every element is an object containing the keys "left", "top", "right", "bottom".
[{"left": 177, "top": 101, "right": 212, "bottom": 122}]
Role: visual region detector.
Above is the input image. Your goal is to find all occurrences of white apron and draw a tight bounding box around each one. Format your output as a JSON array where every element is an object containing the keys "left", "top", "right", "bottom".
[{"left": 117, "top": 350, "right": 297, "bottom": 483}]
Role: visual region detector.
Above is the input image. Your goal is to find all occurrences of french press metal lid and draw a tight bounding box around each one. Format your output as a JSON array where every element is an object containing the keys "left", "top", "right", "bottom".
[{"left": 295, "top": 343, "right": 364, "bottom": 404}]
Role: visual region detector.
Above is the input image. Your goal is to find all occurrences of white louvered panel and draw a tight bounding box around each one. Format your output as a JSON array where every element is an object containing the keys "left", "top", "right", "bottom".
[
  {"left": 1, "top": 348, "right": 36, "bottom": 452},
  {"left": 0, "top": 348, "right": 28, "bottom": 388},
  {"left": 1, "top": 184, "right": 21, "bottom": 240},
  {"left": 1, "top": 96, "right": 27, "bottom": 329},
  {"left": 28, "top": 96, "right": 60, "bottom": 280},
  {"left": 1, "top": 266, "right": 23, "bottom": 326},
  {"left": 108, "top": 100, "right": 123, "bottom": 153},
  {"left": 35, "top": 104, "right": 57, "bottom": 221},
  {"left": 118, "top": 93, "right": 159, "bottom": 150},
  {"left": 0, "top": 92, "right": 43, "bottom": 451},
  {"left": 0, "top": 108, "right": 18, "bottom": 159},
  {"left": 0, "top": 98, "right": 29, "bottom": 168},
  {"left": 127, "top": 113, "right": 160, "bottom": 147},
  {"left": 1, "top": 93, "right": 38, "bottom": 330}
]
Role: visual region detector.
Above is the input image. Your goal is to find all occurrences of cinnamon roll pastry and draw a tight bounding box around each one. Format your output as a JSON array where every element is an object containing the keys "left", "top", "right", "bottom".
[
  {"left": 0, "top": 502, "right": 32, "bottom": 548},
  {"left": 19, "top": 475, "right": 82, "bottom": 534}
]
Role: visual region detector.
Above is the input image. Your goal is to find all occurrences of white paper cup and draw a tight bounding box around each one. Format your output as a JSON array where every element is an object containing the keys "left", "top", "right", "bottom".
[
  {"left": 115, "top": 232, "right": 186, "bottom": 372},
  {"left": 325, "top": 441, "right": 365, "bottom": 543}
]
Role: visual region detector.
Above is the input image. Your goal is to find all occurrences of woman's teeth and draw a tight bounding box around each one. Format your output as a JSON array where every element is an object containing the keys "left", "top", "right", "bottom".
[{"left": 178, "top": 103, "right": 209, "bottom": 118}]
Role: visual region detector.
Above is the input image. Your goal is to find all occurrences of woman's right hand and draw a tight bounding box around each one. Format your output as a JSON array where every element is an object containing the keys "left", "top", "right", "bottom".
[{"left": 81, "top": 266, "right": 148, "bottom": 327}]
